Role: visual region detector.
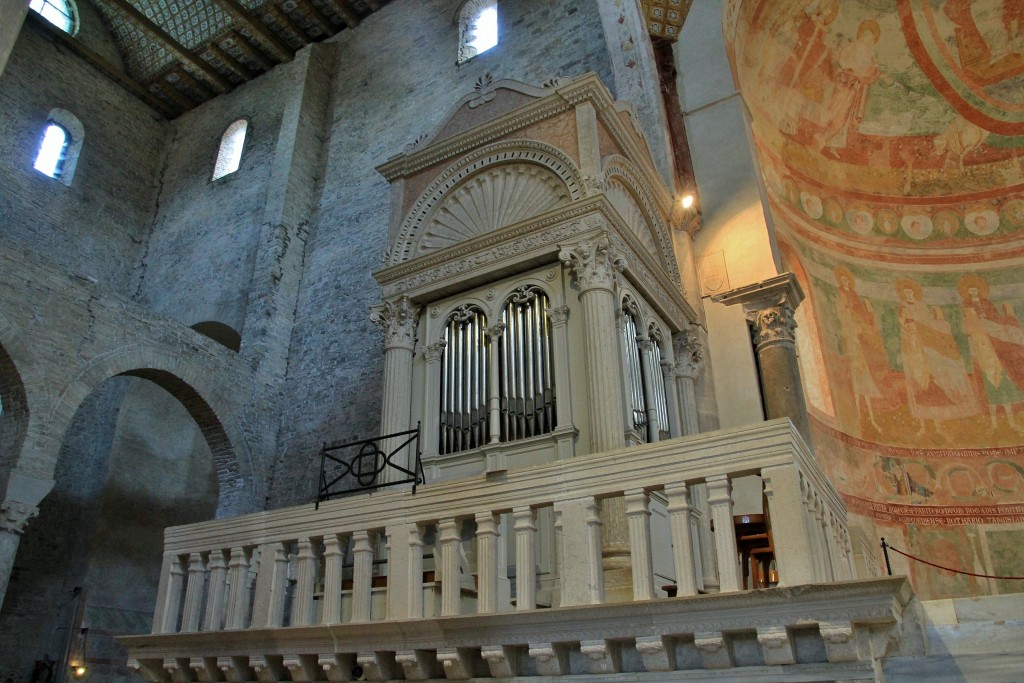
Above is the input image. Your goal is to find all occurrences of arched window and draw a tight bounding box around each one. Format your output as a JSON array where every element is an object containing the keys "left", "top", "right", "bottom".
[
  {"left": 498, "top": 286, "right": 555, "bottom": 441},
  {"left": 212, "top": 119, "right": 248, "bottom": 180},
  {"left": 457, "top": 0, "right": 498, "bottom": 63},
  {"left": 34, "top": 123, "right": 69, "bottom": 179},
  {"left": 34, "top": 109, "right": 84, "bottom": 185},
  {"left": 29, "top": 0, "right": 77, "bottom": 34},
  {"left": 439, "top": 305, "right": 489, "bottom": 455}
]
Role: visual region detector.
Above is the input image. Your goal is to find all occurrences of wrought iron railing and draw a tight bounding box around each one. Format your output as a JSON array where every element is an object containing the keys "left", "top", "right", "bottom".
[{"left": 316, "top": 425, "right": 423, "bottom": 506}]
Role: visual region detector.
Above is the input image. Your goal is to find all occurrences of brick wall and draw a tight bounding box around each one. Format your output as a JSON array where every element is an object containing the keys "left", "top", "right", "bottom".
[{"left": 0, "top": 21, "right": 166, "bottom": 294}]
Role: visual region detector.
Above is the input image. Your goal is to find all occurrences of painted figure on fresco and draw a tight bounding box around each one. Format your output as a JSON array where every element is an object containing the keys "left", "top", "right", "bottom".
[
  {"left": 816, "top": 20, "right": 882, "bottom": 155},
  {"left": 834, "top": 266, "right": 890, "bottom": 431},
  {"left": 895, "top": 279, "right": 977, "bottom": 436},
  {"left": 958, "top": 275, "right": 1024, "bottom": 432}
]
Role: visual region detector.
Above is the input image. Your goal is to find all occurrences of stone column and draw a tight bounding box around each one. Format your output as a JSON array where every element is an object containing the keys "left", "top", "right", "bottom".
[
  {"left": 0, "top": 500, "right": 37, "bottom": 612},
  {"left": 713, "top": 273, "right": 812, "bottom": 444},
  {"left": 421, "top": 341, "right": 446, "bottom": 461},
  {"left": 474, "top": 513, "right": 500, "bottom": 614},
  {"left": 559, "top": 236, "right": 632, "bottom": 599},
  {"left": 638, "top": 339, "right": 662, "bottom": 441},
  {"left": 659, "top": 359, "right": 682, "bottom": 438},
  {"left": 545, "top": 306, "right": 574, "bottom": 453},
  {"left": 558, "top": 236, "right": 627, "bottom": 453},
  {"left": 370, "top": 296, "right": 420, "bottom": 483},
  {"left": 673, "top": 329, "right": 705, "bottom": 436},
  {"left": 485, "top": 324, "right": 506, "bottom": 444}
]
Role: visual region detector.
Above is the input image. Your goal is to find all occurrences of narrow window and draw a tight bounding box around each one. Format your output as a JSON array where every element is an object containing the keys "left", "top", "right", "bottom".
[
  {"left": 439, "top": 305, "right": 489, "bottom": 455},
  {"left": 34, "top": 123, "right": 69, "bottom": 179},
  {"left": 498, "top": 286, "right": 555, "bottom": 441},
  {"left": 33, "top": 109, "right": 83, "bottom": 185},
  {"left": 457, "top": 0, "right": 498, "bottom": 63},
  {"left": 212, "top": 119, "right": 247, "bottom": 180},
  {"left": 29, "top": 0, "right": 76, "bottom": 34}
]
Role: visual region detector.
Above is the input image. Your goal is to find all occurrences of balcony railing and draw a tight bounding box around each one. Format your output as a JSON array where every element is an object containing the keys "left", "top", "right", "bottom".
[{"left": 120, "top": 419, "right": 908, "bottom": 681}]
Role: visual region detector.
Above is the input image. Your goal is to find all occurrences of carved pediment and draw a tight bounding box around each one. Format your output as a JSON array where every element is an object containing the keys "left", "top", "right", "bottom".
[{"left": 416, "top": 162, "right": 573, "bottom": 258}]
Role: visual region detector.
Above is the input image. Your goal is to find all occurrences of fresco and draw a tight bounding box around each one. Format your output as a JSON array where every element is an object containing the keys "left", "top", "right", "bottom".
[{"left": 728, "top": 1, "right": 1024, "bottom": 597}]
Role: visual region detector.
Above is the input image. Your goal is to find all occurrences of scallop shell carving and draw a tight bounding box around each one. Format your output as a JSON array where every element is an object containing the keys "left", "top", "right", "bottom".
[
  {"left": 605, "top": 180, "right": 659, "bottom": 259},
  {"left": 416, "top": 164, "right": 572, "bottom": 256}
]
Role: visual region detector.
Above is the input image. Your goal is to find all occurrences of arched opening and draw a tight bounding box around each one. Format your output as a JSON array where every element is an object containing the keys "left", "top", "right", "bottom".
[
  {"left": 0, "top": 369, "right": 229, "bottom": 680},
  {"left": 190, "top": 321, "right": 242, "bottom": 352},
  {"left": 0, "top": 342, "right": 29, "bottom": 472},
  {"left": 457, "top": 0, "right": 498, "bottom": 63}
]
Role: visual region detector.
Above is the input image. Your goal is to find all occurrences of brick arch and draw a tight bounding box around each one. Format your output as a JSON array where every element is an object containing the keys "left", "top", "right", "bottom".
[
  {"left": 44, "top": 349, "right": 256, "bottom": 516},
  {"left": 0, "top": 317, "right": 47, "bottom": 475}
]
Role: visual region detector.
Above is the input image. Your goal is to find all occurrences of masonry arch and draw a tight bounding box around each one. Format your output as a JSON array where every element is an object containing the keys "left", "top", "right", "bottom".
[
  {"left": 0, "top": 318, "right": 48, "bottom": 479},
  {"left": 44, "top": 348, "right": 254, "bottom": 516}
]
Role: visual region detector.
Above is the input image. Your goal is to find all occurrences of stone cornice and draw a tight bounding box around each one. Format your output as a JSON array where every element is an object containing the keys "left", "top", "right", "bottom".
[
  {"left": 373, "top": 196, "right": 697, "bottom": 329},
  {"left": 120, "top": 577, "right": 915, "bottom": 663}
]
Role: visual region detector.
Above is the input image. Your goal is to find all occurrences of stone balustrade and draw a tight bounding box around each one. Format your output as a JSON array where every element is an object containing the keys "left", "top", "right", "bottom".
[{"left": 120, "top": 419, "right": 900, "bottom": 680}]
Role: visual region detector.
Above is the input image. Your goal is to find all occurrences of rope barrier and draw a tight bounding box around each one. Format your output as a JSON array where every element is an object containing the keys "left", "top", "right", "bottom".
[{"left": 881, "top": 538, "right": 1024, "bottom": 581}]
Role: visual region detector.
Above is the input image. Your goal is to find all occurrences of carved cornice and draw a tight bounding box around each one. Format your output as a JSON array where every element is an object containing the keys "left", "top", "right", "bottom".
[
  {"left": 559, "top": 237, "right": 626, "bottom": 293},
  {"left": 375, "top": 197, "right": 608, "bottom": 297},
  {"left": 369, "top": 296, "right": 420, "bottom": 351},
  {"left": 1, "top": 500, "right": 39, "bottom": 535}
]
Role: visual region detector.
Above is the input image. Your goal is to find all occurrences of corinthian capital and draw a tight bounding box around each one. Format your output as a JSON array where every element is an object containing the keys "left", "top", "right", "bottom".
[
  {"left": 673, "top": 329, "right": 705, "bottom": 379},
  {"left": 1, "top": 500, "right": 39, "bottom": 535},
  {"left": 558, "top": 237, "right": 626, "bottom": 293},
  {"left": 370, "top": 296, "right": 420, "bottom": 351},
  {"left": 750, "top": 305, "right": 797, "bottom": 348}
]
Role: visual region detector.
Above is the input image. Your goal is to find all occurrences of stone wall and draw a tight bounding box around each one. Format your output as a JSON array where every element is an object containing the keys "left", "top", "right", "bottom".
[{"left": 0, "top": 20, "right": 166, "bottom": 294}]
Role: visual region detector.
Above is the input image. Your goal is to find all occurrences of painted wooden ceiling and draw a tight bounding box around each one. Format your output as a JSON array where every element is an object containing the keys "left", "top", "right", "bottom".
[{"left": 76, "top": 0, "right": 387, "bottom": 117}]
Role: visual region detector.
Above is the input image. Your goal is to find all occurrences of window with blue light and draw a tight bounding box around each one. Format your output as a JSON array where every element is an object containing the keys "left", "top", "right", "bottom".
[
  {"left": 458, "top": 0, "right": 498, "bottom": 63},
  {"left": 34, "top": 123, "right": 70, "bottom": 179},
  {"left": 29, "top": 0, "right": 77, "bottom": 34}
]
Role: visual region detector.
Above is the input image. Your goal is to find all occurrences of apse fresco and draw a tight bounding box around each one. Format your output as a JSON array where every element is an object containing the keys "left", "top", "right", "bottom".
[{"left": 728, "top": 0, "right": 1024, "bottom": 597}]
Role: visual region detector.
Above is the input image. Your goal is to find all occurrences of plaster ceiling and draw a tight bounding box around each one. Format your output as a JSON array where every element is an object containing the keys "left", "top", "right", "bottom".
[{"left": 70, "top": 0, "right": 388, "bottom": 117}]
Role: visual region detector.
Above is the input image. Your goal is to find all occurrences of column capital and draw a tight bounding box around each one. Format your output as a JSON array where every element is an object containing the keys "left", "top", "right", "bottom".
[
  {"left": 673, "top": 329, "right": 705, "bottom": 379},
  {"left": 711, "top": 272, "right": 803, "bottom": 349},
  {"left": 423, "top": 339, "right": 446, "bottom": 363},
  {"left": 0, "top": 500, "right": 38, "bottom": 535},
  {"left": 545, "top": 305, "right": 570, "bottom": 327},
  {"left": 484, "top": 322, "right": 506, "bottom": 341},
  {"left": 558, "top": 236, "right": 626, "bottom": 293},
  {"left": 749, "top": 305, "right": 798, "bottom": 348},
  {"left": 370, "top": 296, "right": 420, "bottom": 351}
]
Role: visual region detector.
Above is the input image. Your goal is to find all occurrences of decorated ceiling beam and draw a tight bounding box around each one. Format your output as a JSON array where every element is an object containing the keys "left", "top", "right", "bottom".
[
  {"left": 325, "top": 0, "right": 360, "bottom": 29},
  {"left": 291, "top": 0, "right": 336, "bottom": 36},
  {"left": 151, "top": 77, "right": 197, "bottom": 113},
  {"left": 102, "top": 0, "right": 232, "bottom": 94},
  {"left": 263, "top": 3, "right": 312, "bottom": 44},
  {"left": 226, "top": 31, "right": 274, "bottom": 72},
  {"left": 640, "top": 0, "right": 692, "bottom": 42},
  {"left": 203, "top": 40, "right": 255, "bottom": 81},
  {"left": 214, "top": 0, "right": 295, "bottom": 62}
]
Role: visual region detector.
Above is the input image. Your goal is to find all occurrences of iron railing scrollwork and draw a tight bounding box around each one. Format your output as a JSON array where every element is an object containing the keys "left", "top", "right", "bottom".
[{"left": 316, "top": 425, "right": 424, "bottom": 507}]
